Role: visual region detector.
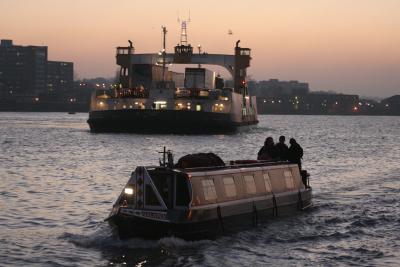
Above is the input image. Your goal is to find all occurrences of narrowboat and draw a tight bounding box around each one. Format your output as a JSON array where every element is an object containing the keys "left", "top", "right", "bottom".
[{"left": 106, "top": 150, "right": 312, "bottom": 240}]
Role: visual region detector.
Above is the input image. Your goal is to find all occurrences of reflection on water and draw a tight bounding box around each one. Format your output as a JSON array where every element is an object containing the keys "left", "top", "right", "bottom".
[{"left": 0, "top": 112, "right": 399, "bottom": 266}]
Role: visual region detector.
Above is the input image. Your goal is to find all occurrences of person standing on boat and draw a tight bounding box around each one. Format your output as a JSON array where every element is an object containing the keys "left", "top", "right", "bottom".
[
  {"left": 275, "top": 135, "right": 289, "bottom": 161},
  {"left": 288, "top": 138, "right": 304, "bottom": 170},
  {"left": 257, "top": 137, "right": 277, "bottom": 160}
]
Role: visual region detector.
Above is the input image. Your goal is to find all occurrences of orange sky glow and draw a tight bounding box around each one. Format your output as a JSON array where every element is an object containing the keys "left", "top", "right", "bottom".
[{"left": 1, "top": 0, "right": 399, "bottom": 97}]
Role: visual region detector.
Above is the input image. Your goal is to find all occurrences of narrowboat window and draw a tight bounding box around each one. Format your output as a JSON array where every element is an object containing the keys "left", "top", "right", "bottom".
[
  {"left": 175, "top": 174, "right": 191, "bottom": 206},
  {"left": 244, "top": 175, "right": 256, "bottom": 194},
  {"left": 202, "top": 178, "right": 217, "bottom": 201},
  {"left": 263, "top": 173, "right": 272, "bottom": 193},
  {"left": 284, "top": 170, "right": 295, "bottom": 190},
  {"left": 223, "top": 177, "right": 237, "bottom": 197},
  {"left": 145, "top": 185, "right": 161, "bottom": 206}
]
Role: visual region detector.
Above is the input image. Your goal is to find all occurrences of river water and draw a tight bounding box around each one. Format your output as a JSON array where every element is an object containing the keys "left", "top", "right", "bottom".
[{"left": 0, "top": 113, "right": 399, "bottom": 266}]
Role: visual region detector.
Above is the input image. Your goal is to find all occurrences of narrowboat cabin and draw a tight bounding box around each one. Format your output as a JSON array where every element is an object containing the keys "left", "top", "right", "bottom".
[{"left": 106, "top": 152, "right": 312, "bottom": 240}]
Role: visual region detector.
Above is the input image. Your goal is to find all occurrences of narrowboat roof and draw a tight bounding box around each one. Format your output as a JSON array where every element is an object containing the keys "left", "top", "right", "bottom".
[{"left": 145, "top": 160, "right": 297, "bottom": 176}]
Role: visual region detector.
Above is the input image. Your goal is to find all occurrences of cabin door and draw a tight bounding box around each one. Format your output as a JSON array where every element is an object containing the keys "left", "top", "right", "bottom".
[{"left": 174, "top": 173, "right": 192, "bottom": 208}]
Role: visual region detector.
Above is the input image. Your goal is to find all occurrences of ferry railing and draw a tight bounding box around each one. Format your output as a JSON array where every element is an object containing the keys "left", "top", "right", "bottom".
[{"left": 174, "top": 88, "right": 226, "bottom": 100}]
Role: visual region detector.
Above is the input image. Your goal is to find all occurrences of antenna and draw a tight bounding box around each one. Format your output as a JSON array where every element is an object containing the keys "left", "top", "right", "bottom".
[
  {"left": 177, "top": 10, "right": 191, "bottom": 46},
  {"left": 161, "top": 26, "right": 167, "bottom": 83}
]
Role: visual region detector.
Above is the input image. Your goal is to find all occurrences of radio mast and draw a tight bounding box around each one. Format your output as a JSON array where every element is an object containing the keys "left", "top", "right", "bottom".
[
  {"left": 161, "top": 26, "right": 167, "bottom": 83},
  {"left": 178, "top": 11, "right": 191, "bottom": 45}
]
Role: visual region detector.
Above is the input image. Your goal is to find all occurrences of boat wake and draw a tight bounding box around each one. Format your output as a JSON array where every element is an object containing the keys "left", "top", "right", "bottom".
[
  {"left": 60, "top": 228, "right": 158, "bottom": 250},
  {"left": 60, "top": 223, "right": 213, "bottom": 251}
]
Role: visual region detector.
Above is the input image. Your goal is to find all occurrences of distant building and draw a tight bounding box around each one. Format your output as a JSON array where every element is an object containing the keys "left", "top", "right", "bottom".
[
  {"left": 381, "top": 95, "right": 400, "bottom": 115},
  {"left": 47, "top": 61, "right": 73, "bottom": 93},
  {"left": 381, "top": 95, "right": 400, "bottom": 106},
  {"left": 303, "top": 93, "right": 359, "bottom": 114},
  {"left": 0, "top": 39, "right": 47, "bottom": 96},
  {"left": 257, "top": 93, "right": 360, "bottom": 115},
  {"left": 0, "top": 39, "right": 73, "bottom": 99},
  {"left": 251, "top": 79, "right": 309, "bottom": 97}
]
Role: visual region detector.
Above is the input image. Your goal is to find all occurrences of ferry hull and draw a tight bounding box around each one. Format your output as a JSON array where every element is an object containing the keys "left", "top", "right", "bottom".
[
  {"left": 88, "top": 109, "right": 258, "bottom": 134},
  {"left": 109, "top": 189, "right": 312, "bottom": 240}
]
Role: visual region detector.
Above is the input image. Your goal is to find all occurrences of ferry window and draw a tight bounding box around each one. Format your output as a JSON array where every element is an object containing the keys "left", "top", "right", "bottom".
[
  {"left": 145, "top": 185, "right": 161, "bottom": 206},
  {"left": 212, "top": 103, "right": 224, "bottom": 112},
  {"left": 154, "top": 101, "right": 167, "bottom": 110},
  {"left": 284, "top": 170, "right": 295, "bottom": 190},
  {"left": 202, "top": 178, "right": 217, "bottom": 201},
  {"left": 223, "top": 177, "right": 237, "bottom": 197},
  {"left": 175, "top": 174, "right": 191, "bottom": 206},
  {"left": 244, "top": 175, "right": 256, "bottom": 194},
  {"left": 263, "top": 173, "right": 272, "bottom": 193},
  {"left": 199, "top": 90, "right": 209, "bottom": 97}
]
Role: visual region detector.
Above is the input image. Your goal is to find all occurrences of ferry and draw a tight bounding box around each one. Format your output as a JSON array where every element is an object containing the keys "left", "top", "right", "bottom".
[
  {"left": 87, "top": 25, "right": 258, "bottom": 133},
  {"left": 106, "top": 149, "right": 312, "bottom": 240}
]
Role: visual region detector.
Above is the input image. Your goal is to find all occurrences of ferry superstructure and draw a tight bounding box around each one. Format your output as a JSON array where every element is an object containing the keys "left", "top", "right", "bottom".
[{"left": 87, "top": 26, "right": 258, "bottom": 133}]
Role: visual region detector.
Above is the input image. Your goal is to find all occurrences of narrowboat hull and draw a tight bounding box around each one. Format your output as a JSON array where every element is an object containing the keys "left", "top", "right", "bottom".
[
  {"left": 88, "top": 109, "right": 258, "bottom": 134},
  {"left": 108, "top": 188, "right": 312, "bottom": 240}
]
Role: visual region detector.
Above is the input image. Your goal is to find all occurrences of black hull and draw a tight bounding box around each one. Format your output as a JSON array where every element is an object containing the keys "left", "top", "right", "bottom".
[
  {"left": 109, "top": 189, "right": 312, "bottom": 240},
  {"left": 88, "top": 109, "right": 258, "bottom": 134}
]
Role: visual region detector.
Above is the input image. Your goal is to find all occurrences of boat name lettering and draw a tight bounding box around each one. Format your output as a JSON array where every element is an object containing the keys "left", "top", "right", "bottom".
[{"left": 136, "top": 210, "right": 167, "bottom": 220}]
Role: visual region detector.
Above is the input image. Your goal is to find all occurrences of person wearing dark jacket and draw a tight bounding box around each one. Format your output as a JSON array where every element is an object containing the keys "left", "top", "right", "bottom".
[
  {"left": 257, "top": 137, "right": 277, "bottom": 160},
  {"left": 275, "top": 135, "right": 289, "bottom": 160},
  {"left": 288, "top": 138, "right": 303, "bottom": 170}
]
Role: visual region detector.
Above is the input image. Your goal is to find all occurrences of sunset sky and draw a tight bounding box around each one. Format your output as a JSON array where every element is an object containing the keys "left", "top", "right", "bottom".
[{"left": 1, "top": 0, "right": 399, "bottom": 97}]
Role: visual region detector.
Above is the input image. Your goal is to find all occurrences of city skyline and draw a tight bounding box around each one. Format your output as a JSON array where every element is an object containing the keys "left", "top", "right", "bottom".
[{"left": 1, "top": 0, "right": 399, "bottom": 97}]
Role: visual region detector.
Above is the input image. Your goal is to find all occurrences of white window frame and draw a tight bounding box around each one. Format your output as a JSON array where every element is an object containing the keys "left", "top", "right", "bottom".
[
  {"left": 244, "top": 175, "right": 256, "bottom": 194},
  {"left": 202, "top": 178, "right": 217, "bottom": 201},
  {"left": 263, "top": 173, "right": 272, "bottom": 193},
  {"left": 284, "top": 170, "right": 295, "bottom": 190},
  {"left": 223, "top": 176, "right": 237, "bottom": 197}
]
